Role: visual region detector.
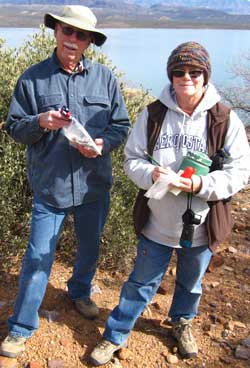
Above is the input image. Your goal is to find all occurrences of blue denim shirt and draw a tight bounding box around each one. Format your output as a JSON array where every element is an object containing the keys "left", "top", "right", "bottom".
[{"left": 5, "top": 51, "right": 130, "bottom": 208}]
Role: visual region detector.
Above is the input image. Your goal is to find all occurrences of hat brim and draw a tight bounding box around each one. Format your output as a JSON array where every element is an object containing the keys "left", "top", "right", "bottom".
[{"left": 44, "top": 13, "right": 107, "bottom": 47}]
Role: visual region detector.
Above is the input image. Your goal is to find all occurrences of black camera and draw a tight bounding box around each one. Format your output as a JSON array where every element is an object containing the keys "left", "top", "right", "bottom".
[
  {"left": 179, "top": 209, "right": 201, "bottom": 248},
  {"left": 182, "top": 209, "right": 202, "bottom": 226}
]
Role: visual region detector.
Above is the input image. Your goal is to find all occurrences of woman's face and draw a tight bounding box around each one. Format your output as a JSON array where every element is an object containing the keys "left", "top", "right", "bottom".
[{"left": 172, "top": 66, "right": 205, "bottom": 101}]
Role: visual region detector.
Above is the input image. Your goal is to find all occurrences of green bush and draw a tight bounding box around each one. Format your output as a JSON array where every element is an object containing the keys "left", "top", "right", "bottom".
[{"left": 0, "top": 27, "right": 152, "bottom": 272}]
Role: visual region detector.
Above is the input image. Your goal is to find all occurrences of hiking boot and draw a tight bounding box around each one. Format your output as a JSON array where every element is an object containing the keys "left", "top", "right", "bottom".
[
  {"left": 0, "top": 335, "right": 27, "bottom": 358},
  {"left": 172, "top": 318, "right": 198, "bottom": 358},
  {"left": 90, "top": 339, "right": 127, "bottom": 366},
  {"left": 74, "top": 297, "right": 99, "bottom": 320}
]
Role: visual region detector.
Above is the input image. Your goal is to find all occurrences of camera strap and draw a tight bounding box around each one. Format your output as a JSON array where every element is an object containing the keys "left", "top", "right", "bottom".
[{"left": 187, "top": 179, "right": 194, "bottom": 212}]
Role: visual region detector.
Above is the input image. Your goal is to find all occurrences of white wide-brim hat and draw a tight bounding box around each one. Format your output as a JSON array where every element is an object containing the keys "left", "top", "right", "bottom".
[{"left": 44, "top": 5, "right": 107, "bottom": 46}]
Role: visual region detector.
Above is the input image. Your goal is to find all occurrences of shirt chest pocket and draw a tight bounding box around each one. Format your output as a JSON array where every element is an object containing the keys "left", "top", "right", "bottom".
[
  {"left": 38, "top": 94, "right": 63, "bottom": 113},
  {"left": 82, "top": 96, "right": 111, "bottom": 128}
]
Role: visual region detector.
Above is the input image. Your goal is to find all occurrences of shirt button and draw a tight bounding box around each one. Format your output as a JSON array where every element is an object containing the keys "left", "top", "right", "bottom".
[{"left": 70, "top": 94, "right": 74, "bottom": 97}]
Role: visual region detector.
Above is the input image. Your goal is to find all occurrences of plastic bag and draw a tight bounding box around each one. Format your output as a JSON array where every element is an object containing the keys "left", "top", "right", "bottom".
[{"left": 60, "top": 106, "right": 102, "bottom": 155}]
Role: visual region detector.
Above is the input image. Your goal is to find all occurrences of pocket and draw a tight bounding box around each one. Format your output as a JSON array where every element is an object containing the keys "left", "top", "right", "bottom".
[
  {"left": 38, "top": 94, "right": 63, "bottom": 112},
  {"left": 81, "top": 95, "right": 111, "bottom": 129},
  {"left": 84, "top": 95, "right": 110, "bottom": 107}
]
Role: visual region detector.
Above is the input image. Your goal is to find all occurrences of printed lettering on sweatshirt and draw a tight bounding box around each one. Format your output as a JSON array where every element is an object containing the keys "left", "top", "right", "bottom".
[{"left": 154, "top": 132, "right": 207, "bottom": 152}]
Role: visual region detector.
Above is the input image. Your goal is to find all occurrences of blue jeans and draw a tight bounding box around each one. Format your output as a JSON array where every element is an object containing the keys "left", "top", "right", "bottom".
[
  {"left": 8, "top": 193, "right": 110, "bottom": 337},
  {"left": 104, "top": 235, "right": 212, "bottom": 345}
]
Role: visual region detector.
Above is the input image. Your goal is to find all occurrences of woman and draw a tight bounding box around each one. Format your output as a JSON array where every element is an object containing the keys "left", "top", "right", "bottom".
[{"left": 90, "top": 42, "right": 250, "bottom": 365}]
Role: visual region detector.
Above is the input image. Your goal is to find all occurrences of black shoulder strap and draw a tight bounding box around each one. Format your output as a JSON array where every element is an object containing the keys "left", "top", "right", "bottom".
[{"left": 147, "top": 100, "right": 168, "bottom": 155}]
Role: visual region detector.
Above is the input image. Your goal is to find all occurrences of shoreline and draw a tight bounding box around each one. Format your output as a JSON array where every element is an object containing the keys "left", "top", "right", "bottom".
[
  {"left": 2, "top": 3, "right": 250, "bottom": 30},
  {"left": 1, "top": 24, "right": 250, "bottom": 30}
]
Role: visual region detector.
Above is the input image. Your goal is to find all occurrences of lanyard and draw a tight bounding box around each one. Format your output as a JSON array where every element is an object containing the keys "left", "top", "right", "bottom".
[{"left": 187, "top": 179, "right": 194, "bottom": 211}]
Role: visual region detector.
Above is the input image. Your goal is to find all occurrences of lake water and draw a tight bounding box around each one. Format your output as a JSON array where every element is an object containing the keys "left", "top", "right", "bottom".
[{"left": 1, "top": 27, "right": 250, "bottom": 96}]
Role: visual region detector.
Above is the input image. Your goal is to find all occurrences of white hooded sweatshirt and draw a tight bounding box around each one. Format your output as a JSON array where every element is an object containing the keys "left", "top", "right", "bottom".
[{"left": 124, "top": 83, "right": 250, "bottom": 248}]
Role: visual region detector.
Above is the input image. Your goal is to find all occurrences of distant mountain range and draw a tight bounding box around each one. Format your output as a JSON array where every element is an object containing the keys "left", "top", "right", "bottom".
[
  {"left": 134, "top": 0, "right": 250, "bottom": 14},
  {"left": 2, "top": 0, "right": 250, "bottom": 14},
  {"left": 2, "top": 0, "right": 250, "bottom": 28}
]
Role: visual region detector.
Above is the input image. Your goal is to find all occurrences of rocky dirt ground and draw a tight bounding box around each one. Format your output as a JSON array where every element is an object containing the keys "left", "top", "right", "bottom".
[{"left": 0, "top": 186, "right": 249, "bottom": 368}]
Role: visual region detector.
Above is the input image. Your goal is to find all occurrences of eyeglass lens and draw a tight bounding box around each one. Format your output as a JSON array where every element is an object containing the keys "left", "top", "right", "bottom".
[
  {"left": 172, "top": 70, "right": 203, "bottom": 78},
  {"left": 61, "top": 26, "right": 90, "bottom": 41}
]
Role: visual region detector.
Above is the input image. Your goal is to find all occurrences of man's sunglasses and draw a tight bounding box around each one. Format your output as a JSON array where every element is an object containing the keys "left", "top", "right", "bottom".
[
  {"left": 60, "top": 25, "right": 91, "bottom": 42},
  {"left": 172, "top": 70, "right": 203, "bottom": 78}
]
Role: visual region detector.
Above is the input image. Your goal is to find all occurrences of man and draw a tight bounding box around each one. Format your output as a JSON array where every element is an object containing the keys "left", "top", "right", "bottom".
[{"left": 0, "top": 5, "right": 130, "bottom": 358}]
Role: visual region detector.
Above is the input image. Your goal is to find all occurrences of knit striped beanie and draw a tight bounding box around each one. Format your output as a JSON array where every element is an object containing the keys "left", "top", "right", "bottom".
[{"left": 167, "top": 41, "right": 211, "bottom": 85}]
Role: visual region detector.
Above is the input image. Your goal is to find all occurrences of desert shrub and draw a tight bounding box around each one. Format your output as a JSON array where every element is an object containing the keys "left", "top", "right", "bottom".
[
  {"left": 0, "top": 27, "right": 152, "bottom": 272},
  {"left": 220, "top": 50, "right": 250, "bottom": 126}
]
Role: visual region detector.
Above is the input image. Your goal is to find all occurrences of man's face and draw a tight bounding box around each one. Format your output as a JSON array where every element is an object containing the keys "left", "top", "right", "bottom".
[{"left": 54, "top": 22, "right": 92, "bottom": 68}]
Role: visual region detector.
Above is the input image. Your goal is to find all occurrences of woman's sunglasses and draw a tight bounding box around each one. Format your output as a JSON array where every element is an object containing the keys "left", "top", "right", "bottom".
[
  {"left": 60, "top": 25, "right": 91, "bottom": 42},
  {"left": 172, "top": 70, "right": 203, "bottom": 78}
]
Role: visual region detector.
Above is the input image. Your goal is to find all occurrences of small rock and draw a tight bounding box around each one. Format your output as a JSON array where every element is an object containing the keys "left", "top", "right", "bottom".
[
  {"left": 142, "top": 305, "right": 152, "bottom": 318},
  {"left": 0, "top": 301, "right": 7, "bottom": 308},
  {"left": 219, "top": 356, "right": 235, "bottom": 364},
  {"left": 221, "top": 329, "right": 230, "bottom": 338},
  {"left": 172, "top": 346, "right": 178, "bottom": 354},
  {"left": 166, "top": 354, "right": 178, "bottom": 364},
  {"left": 207, "top": 254, "right": 224, "bottom": 272},
  {"left": 60, "top": 338, "right": 71, "bottom": 348},
  {"left": 169, "top": 267, "right": 176, "bottom": 276},
  {"left": 235, "top": 345, "right": 250, "bottom": 360},
  {"left": 225, "top": 320, "right": 235, "bottom": 331},
  {"left": 40, "top": 309, "right": 60, "bottom": 323},
  {"left": 243, "top": 267, "right": 250, "bottom": 275},
  {"left": 47, "top": 360, "right": 65, "bottom": 368},
  {"left": 111, "top": 357, "right": 123, "bottom": 367},
  {"left": 0, "top": 356, "right": 18, "bottom": 368},
  {"left": 28, "top": 362, "right": 42, "bottom": 368},
  {"left": 228, "top": 246, "right": 237, "bottom": 253},
  {"left": 202, "top": 322, "right": 211, "bottom": 332},
  {"left": 157, "top": 279, "right": 168, "bottom": 295},
  {"left": 151, "top": 302, "right": 161, "bottom": 310},
  {"left": 203, "top": 285, "right": 210, "bottom": 292},
  {"left": 210, "top": 281, "right": 220, "bottom": 288},
  {"left": 209, "top": 302, "right": 217, "bottom": 308},
  {"left": 209, "top": 314, "right": 218, "bottom": 323},
  {"left": 233, "top": 321, "right": 246, "bottom": 329},
  {"left": 161, "top": 351, "right": 168, "bottom": 358},
  {"left": 91, "top": 284, "right": 102, "bottom": 295},
  {"left": 241, "top": 338, "right": 250, "bottom": 347},
  {"left": 117, "top": 347, "right": 132, "bottom": 360},
  {"left": 223, "top": 266, "right": 234, "bottom": 272},
  {"left": 162, "top": 317, "right": 171, "bottom": 326}
]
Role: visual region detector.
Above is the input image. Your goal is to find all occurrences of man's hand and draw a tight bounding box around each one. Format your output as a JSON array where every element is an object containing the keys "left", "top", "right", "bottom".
[
  {"left": 75, "top": 138, "right": 103, "bottom": 158},
  {"left": 39, "top": 110, "right": 70, "bottom": 131}
]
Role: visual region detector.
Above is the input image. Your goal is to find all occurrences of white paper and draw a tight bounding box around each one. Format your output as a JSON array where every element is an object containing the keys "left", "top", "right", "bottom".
[{"left": 145, "top": 172, "right": 182, "bottom": 199}]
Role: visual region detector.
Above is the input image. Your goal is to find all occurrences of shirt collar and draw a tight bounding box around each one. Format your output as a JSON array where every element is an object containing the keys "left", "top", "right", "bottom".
[{"left": 49, "top": 49, "right": 93, "bottom": 74}]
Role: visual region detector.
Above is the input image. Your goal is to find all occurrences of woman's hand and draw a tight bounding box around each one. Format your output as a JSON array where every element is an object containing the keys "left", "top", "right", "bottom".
[
  {"left": 176, "top": 174, "right": 202, "bottom": 193},
  {"left": 152, "top": 166, "right": 174, "bottom": 182}
]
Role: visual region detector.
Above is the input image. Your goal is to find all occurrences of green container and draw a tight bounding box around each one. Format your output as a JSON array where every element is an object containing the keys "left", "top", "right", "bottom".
[{"left": 179, "top": 151, "right": 212, "bottom": 176}]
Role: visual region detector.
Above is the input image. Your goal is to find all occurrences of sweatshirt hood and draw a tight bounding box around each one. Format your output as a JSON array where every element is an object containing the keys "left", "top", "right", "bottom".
[{"left": 158, "top": 83, "right": 221, "bottom": 117}]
